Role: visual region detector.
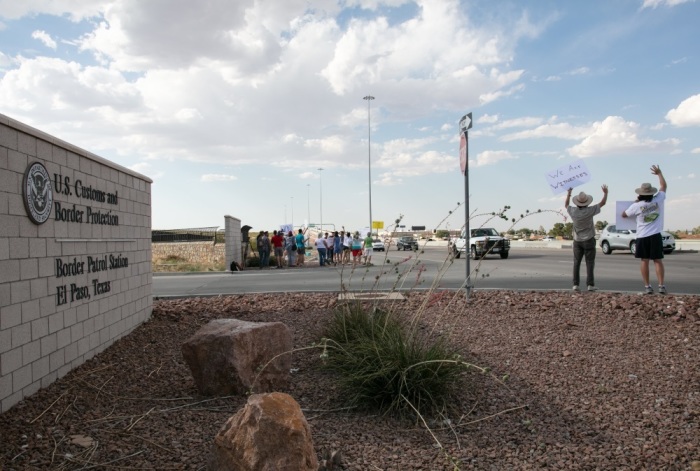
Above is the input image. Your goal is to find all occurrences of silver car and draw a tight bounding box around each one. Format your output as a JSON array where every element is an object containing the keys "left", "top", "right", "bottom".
[{"left": 599, "top": 225, "right": 675, "bottom": 255}]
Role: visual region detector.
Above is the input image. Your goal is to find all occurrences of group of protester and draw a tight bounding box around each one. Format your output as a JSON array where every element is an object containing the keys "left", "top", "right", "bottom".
[
  {"left": 313, "top": 230, "right": 375, "bottom": 267},
  {"left": 255, "top": 228, "right": 375, "bottom": 269},
  {"left": 255, "top": 229, "right": 306, "bottom": 269},
  {"left": 566, "top": 164, "right": 669, "bottom": 294}
]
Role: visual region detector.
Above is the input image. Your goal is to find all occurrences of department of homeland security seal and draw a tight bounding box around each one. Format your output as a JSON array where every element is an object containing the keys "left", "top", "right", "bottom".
[{"left": 23, "top": 162, "right": 53, "bottom": 224}]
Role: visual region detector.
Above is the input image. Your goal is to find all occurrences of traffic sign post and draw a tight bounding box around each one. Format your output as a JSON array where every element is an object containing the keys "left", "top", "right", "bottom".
[{"left": 460, "top": 112, "right": 473, "bottom": 301}]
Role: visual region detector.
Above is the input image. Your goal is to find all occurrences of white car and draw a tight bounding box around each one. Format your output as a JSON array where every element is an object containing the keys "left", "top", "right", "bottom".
[
  {"left": 372, "top": 238, "right": 385, "bottom": 251},
  {"left": 599, "top": 225, "right": 675, "bottom": 255},
  {"left": 542, "top": 236, "right": 555, "bottom": 242}
]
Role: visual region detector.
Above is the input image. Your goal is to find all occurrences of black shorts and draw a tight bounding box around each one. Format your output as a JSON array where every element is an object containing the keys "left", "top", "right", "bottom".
[{"left": 635, "top": 233, "right": 664, "bottom": 260}]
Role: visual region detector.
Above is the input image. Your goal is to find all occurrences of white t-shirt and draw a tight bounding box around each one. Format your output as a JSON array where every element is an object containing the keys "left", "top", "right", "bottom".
[
  {"left": 625, "top": 191, "right": 665, "bottom": 238},
  {"left": 315, "top": 238, "right": 327, "bottom": 249}
]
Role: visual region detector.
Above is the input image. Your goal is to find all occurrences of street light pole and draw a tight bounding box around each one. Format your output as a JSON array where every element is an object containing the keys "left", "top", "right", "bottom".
[
  {"left": 306, "top": 184, "right": 310, "bottom": 227},
  {"left": 318, "top": 168, "right": 324, "bottom": 234},
  {"left": 363, "top": 95, "right": 375, "bottom": 236}
]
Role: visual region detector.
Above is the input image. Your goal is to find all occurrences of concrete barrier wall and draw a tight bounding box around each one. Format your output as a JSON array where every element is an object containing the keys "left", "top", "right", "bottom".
[{"left": 0, "top": 113, "right": 152, "bottom": 413}]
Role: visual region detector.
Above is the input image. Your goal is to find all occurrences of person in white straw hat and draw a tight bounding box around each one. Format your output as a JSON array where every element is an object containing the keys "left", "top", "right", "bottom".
[
  {"left": 622, "top": 164, "right": 668, "bottom": 295},
  {"left": 565, "top": 185, "right": 608, "bottom": 291}
]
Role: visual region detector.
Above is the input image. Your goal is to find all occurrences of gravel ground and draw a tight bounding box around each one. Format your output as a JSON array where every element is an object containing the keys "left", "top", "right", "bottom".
[{"left": 1, "top": 290, "right": 699, "bottom": 470}]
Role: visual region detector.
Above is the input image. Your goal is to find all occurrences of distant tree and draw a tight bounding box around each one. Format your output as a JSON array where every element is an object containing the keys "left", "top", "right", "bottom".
[
  {"left": 435, "top": 229, "right": 450, "bottom": 239},
  {"left": 507, "top": 229, "right": 516, "bottom": 235},
  {"left": 595, "top": 220, "right": 608, "bottom": 231},
  {"left": 550, "top": 223, "right": 566, "bottom": 237},
  {"left": 693, "top": 226, "right": 700, "bottom": 235},
  {"left": 564, "top": 222, "right": 573, "bottom": 239}
]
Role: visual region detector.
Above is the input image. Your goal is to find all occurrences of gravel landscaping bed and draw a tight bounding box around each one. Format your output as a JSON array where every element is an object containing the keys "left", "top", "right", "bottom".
[{"left": 1, "top": 290, "right": 698, "bottom": 470}]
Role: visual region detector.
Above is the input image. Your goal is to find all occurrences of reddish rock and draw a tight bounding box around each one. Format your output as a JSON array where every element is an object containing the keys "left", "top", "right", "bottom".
[
  {"left": 209, "top": 392, "right": 318, "bottom": 471},
  {"left": 182, "top": 319, "right": 292, "bottom": 395}
]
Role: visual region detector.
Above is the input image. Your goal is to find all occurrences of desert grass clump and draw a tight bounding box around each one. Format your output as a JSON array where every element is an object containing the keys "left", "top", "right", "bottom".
[
  {"left": 321, "top": 302, "right": 467, "bottom": 417},
  {"left": 153, "top": 255, "right": 224, "bottom": 272}
]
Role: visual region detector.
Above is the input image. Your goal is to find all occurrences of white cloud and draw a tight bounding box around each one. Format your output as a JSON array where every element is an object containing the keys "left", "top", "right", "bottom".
[
  {"left": 470, "top": 150, "right": 518, "bottom": 167},
  {"left": 568, "top": 116, "right": 679, "bottom": 157},
  {"left": 31, "top": 30, "right": 57, "bottom": 49},
  {"left": 568, "top": 66, "right": 590, "bottom": 75},
  {"left": 502, "top": 122, "right": 591, "bottom": 141},
  {"left": 303, "top": 135, "right": 347, "bottom": 154},
  {"left": 201, "top": 174, "right": 238, "bottom": 182},
  {"left": 491, "top": 116, "right": 544, "bottom": 130},
  {"left": 0, "top": 0, "right": 109, "bottom": 20},
  {"left": 641, "top": 0, "right": 695, "bottom": 9},
  {"left": 128, "top": 162, "right": 162, "bottom": 180},
  {"left": 665, "top": 94, "right": 700, "bottom": 127},
  {"left": 479, "top": 83, "right": 525, "bottom": 104},
  {"left": 0, "top": 0, "right": 541, "bottom": 172},
  {"left": 666, "top": 57, "right": 687, "bottom": 67},
  {"left": 321, "top": 1, "right": 529, "bottom": 106},
  {"left": 477, "top": 114, "right": 499, "bottom": 124},
  {"left": 129, "top": 162, "right": 151, "bottom": 174},
  {"left": 77, "top": 0, "right": 289, "bottom": 74},
  {"left": 375, "top": 172, "right": 403, "bottom": 186},
  {"left": 691, "top": 148, "right": 700, "bottom": 154},
  {"left": 0, "top": 51, "right": 10, "bottom": 70},
  {"left": 372, "top": 137, "right": 456, "bottom": 181}
]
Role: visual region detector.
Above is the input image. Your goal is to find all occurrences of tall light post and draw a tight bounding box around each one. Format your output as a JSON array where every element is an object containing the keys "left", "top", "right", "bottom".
[
  {"left": 318, "top": 168, "right": 324, "bottom": 234},
  {"left": 363, "top": 95, "right": 375, "bottom": 236},
  {"left": 306, "top": 184, "right": 311, "bottom": 227}
]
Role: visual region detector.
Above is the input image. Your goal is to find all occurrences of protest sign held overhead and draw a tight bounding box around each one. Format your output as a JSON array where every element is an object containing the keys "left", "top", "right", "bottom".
[{"left": 545, "top": 159, "right": 592, "bottom": 195}]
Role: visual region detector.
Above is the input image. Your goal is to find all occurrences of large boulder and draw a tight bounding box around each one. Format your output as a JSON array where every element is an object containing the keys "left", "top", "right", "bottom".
[
  {"left": 209, "top": 392, "right": 318, "bottom": 471},
  {"left": 182, "top": 319, "right": 292, "bottom": 395}
]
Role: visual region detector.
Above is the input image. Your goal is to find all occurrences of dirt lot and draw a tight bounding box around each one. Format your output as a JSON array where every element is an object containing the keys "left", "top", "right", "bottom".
[{"left": 1, "top": 291, "right": 698, "bottom": 470}]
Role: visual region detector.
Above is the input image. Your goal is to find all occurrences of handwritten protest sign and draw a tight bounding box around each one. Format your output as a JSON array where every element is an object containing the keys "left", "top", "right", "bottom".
[
  {"left": 545, "top": 159, "right": 592, "bottom": 195},
  {"left": 615, "top": 201, "right": 636, "bottom": 231}
]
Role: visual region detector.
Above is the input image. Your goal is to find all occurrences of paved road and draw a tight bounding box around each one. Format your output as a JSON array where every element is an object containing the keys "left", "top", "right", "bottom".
[{"left": 153, "top": 246, "right": 700, "bottom": 297}]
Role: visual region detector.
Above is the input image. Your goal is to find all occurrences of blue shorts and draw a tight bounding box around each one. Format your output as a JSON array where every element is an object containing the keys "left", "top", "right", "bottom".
[{"left": 635, "top": 233, "right": 664, "bottom": 260}]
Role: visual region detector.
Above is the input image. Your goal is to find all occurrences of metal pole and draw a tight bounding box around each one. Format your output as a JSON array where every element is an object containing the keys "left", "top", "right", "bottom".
[
  {"left": 306, "top": 184, "right": 310, "bottom": 227},
  {"left": 464, "top": 130, "right": 471, "bottom": 301},
  {"left": 364, "top": 95, "right": 375, "bottom": 235},
  {"left": 291, "top": 196, "right": 294, "bottom": 229},
  {"left": 459, "top": 112, "right": 473, "bottom": 301},
  {"left": 318, "top": 168, "right": 323, "bottom": 234}
]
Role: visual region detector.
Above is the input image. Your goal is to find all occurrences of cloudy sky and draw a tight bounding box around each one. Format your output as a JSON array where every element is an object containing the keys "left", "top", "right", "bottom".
[{"left": 1, "top": 0, "right": 699, "bottom": 235}]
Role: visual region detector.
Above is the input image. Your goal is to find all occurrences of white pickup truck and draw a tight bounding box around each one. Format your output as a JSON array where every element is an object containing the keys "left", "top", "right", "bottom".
[{"left": 452, "top": 227, "right": 510, "bottom": 259}]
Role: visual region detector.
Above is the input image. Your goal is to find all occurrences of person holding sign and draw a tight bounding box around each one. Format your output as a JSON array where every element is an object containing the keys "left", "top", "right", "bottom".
[
  {"left": 565, "top": 185, "right": 608, "bottom": 291},
  {"left": 621, "top": 165, "right": 667, "bottom": 295}
]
